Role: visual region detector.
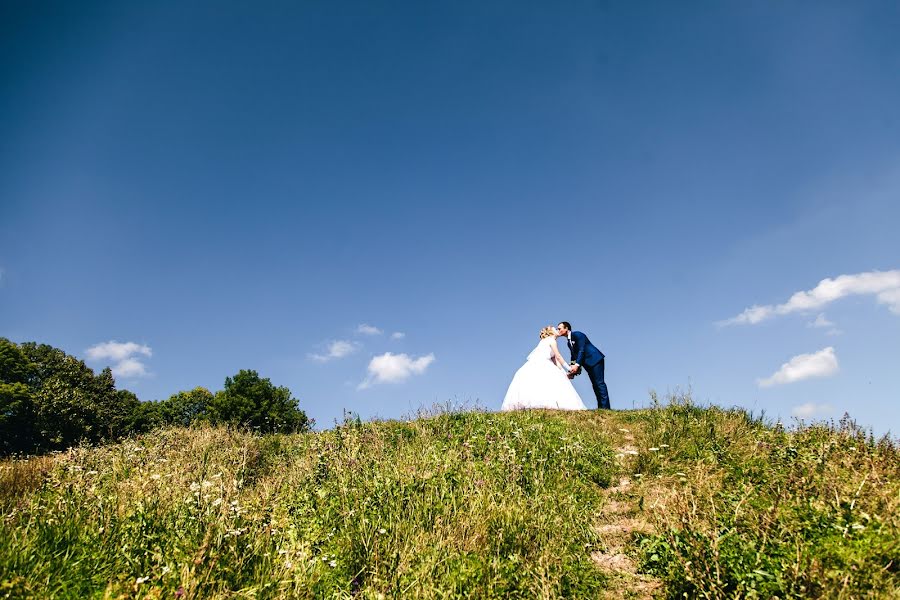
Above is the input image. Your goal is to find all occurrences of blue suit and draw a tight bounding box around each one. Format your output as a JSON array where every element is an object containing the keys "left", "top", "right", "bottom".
[{"left": 567, "top": 331, "right": 610, "bottom": 409}]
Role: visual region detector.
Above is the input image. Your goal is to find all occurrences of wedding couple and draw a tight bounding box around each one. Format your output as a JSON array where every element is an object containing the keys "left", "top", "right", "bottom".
[{"left": 501, "top": 321, "right": 611, "bottom": 411}]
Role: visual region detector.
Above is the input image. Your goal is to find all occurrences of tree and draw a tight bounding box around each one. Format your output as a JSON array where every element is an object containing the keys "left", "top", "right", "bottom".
[
  {"left": 208, "top": 370, "right": 311, "bottom": 434},
  {"left": 0, "top": 338, "right": 36, "bottom": 454},
  {"left": 17, "top": 342, "right": 139, "bottom": 451},
  {"left": 159, "top": 387, "right": 213, "bottom": 427}
]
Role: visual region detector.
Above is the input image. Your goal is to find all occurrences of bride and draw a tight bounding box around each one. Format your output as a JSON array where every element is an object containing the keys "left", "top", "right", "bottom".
[{"left": 501, "top": 326, "right": 588, "bottom": 411}]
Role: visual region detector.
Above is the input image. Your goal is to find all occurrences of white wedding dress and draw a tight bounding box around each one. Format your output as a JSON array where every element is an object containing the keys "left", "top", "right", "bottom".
[{"left": 501, "top": 337, "right": 588, "bottom": 411}]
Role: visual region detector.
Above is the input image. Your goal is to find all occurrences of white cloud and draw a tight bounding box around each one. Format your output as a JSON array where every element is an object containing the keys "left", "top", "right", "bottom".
[
  {"left": 757, "top": 347, "right": 839, "bottom": 388},
  {"left": 808, "top": 313, "right": 834, "bottom": 328},
  {"left": 791, "top": 402, "right": 834, "bottom": 419},
  {"left": 720, "top": 269, "right": 900, "bottom": 326},
  {"left": 391, "top": 332, "right": 406, "bottom": 340},
  {"left": 357, "top": 324, "right": 383, "bottom": 336},
  {"left": 113, "top": 358, "right": 148, "bottom": 378},
  {"left": 85, "top": 340, "right": 152, "bottom": 379},
  {"left": 86, "top": 341, "right": 152, "bottom": 361},
  {"left": 878, "top": 287, "right": 900, "bottom": 315},
  {"left": 358, "top": 352, "right": 435, "bottom": 389},
  {"left": 309, "top": 340, "right": 360, "bottom": 362}
]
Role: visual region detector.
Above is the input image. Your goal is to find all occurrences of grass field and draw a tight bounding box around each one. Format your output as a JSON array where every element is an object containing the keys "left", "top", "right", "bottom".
[{"left": 1, "top": 397, "right": 898, "bottom": 598}]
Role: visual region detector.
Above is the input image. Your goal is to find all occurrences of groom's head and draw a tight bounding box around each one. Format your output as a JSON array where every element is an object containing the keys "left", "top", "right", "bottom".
[{"left": 557, "top": 322, "right": 571, "bottom": 336}]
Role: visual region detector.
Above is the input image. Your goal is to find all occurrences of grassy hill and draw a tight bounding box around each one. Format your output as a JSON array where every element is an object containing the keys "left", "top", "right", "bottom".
[{"left": 1, "top": 396, "right": 898, "bottom": 598}]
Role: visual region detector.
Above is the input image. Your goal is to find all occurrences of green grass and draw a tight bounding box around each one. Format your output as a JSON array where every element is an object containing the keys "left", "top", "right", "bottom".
[
  {"left": 631, "top": 394, "right": 900, "bottom": 599},
  {"left": 2, "top": 399, "right": 898, "bottom": 598},
  {"left": 0, "top": 409, "right": 615, "bottom": 599}
]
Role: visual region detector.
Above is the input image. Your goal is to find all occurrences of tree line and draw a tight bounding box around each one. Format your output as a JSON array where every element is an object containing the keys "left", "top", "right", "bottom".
[{"left": 0, "top": 338, "right": 312, "bottom": 457}]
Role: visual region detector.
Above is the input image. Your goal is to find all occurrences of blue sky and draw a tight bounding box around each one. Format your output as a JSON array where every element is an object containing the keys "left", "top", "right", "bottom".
[{"left": 2, "top": 1, "right": 899, "bottom": 435}]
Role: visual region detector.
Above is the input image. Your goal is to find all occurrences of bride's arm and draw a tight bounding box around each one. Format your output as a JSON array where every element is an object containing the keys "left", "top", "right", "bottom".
[{"left": 551, "top": 341, "right": 572, "bottom": 372}]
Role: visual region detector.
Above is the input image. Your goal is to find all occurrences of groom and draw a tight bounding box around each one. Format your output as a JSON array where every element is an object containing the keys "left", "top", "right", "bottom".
[{"left": 557, "top": 321, "right": 611, "bottom": 410}]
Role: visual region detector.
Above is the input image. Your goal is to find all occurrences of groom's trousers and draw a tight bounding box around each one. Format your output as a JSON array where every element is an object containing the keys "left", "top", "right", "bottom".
[{"left": 585, "top": 359, "right": 611, "bottom": 410}]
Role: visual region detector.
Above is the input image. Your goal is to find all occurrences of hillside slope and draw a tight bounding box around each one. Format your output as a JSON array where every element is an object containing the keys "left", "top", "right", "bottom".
[{"left": 1, "top": 399, "right": 898, "bottom": 598}]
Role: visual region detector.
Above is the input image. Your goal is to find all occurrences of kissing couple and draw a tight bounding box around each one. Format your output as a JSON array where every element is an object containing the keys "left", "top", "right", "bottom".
[{"left": 500, "top": 321, "right": 611, "bottom": 411}]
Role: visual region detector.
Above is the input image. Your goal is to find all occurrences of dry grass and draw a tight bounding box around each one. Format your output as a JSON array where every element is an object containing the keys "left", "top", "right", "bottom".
[{"left": 2, "top": 399, "right": 897, "bottom": 598}]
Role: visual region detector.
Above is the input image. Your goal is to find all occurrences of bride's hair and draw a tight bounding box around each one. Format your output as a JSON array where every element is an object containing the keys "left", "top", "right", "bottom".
[{"left": 539, "top": 326, "right": 557, "bottom": 339}]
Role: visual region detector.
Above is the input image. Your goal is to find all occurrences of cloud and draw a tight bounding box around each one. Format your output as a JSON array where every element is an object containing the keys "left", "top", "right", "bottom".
[
  {"left": 357, "top": 324, "right": 383, "bottom": 336},
  {"left": 86, "top": 341, "right": 152, "bottom": 361},
  {"left": 757, "top": 347, "right": 839, "bottom": 388},
  {"left": 85, "top": 340, "right": 152, "bottom": 379},
  {"left": 807, "top": 314, "right": 842, "bottom": 336},
  {"left": 113, "top": 358, "right": 149, "bottom": 378},
  {"left": 391, "top": 332, "right": 406, "bottom": 340},
  {"left": 791, "top": 402, "right": 834, "bottom": 419},
  {"left": 309, "top": 340, "right": 361, "bottom": 362},
  {"left": 358, "top": 352, "right": 435, "bottom": 389},
  {"left": 720, "top": 269, "right": 900, "bottom": 326},
  {"left": 808, "top": 313, "right": 834, "bottom": 328}
]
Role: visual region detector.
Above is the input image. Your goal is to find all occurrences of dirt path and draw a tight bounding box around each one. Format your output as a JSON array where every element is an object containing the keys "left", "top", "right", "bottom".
[{"left": 591, "top": 420, "right": 663, "bottom": 599}]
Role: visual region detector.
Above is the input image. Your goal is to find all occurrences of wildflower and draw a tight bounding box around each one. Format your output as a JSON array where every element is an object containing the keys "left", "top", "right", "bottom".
[
  {"left": 378, "top": 528, "right": 387, "bottom": 534},
  {"left": 212, "top": 498, "right": 222, "bottom": 507},
  {"left": 136, "top": 576, "right": 149, "bottom": 584},
  {"left": 649, "top": 447, "right": 660, "bottom": 452},
  {"left": 329, "top": 560, "right": 337, "bottom": 567}
]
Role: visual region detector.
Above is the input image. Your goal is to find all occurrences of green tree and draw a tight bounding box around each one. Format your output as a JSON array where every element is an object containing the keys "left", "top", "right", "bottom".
[
  {"left": 208, "top": 370, "right": 311, "bottom": 434},
  {"left": 159, "top": 387, "right": 214, "bottom": 427},
  {"left": 0, "top": 338, "right": 36, "bottom": 454},
  {"left": 18, "top": 342, "right": 140, "bottom": 451}
]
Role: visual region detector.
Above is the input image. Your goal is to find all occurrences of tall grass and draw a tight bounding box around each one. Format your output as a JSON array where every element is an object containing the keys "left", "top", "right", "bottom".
[
  {"left": 633, "top": 393, "right": 900, "bottom": 599},
  {"left": 1, "top": 410, "right": 615, "bottom": 599},
  {"left": 4, "top": 400, "right": 897, "bottom": 598}
]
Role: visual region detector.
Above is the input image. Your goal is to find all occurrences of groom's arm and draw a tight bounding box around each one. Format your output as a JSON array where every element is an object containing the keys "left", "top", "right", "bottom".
[{"left": 573, "top": 332, "right": 587, "bottom": 366}]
